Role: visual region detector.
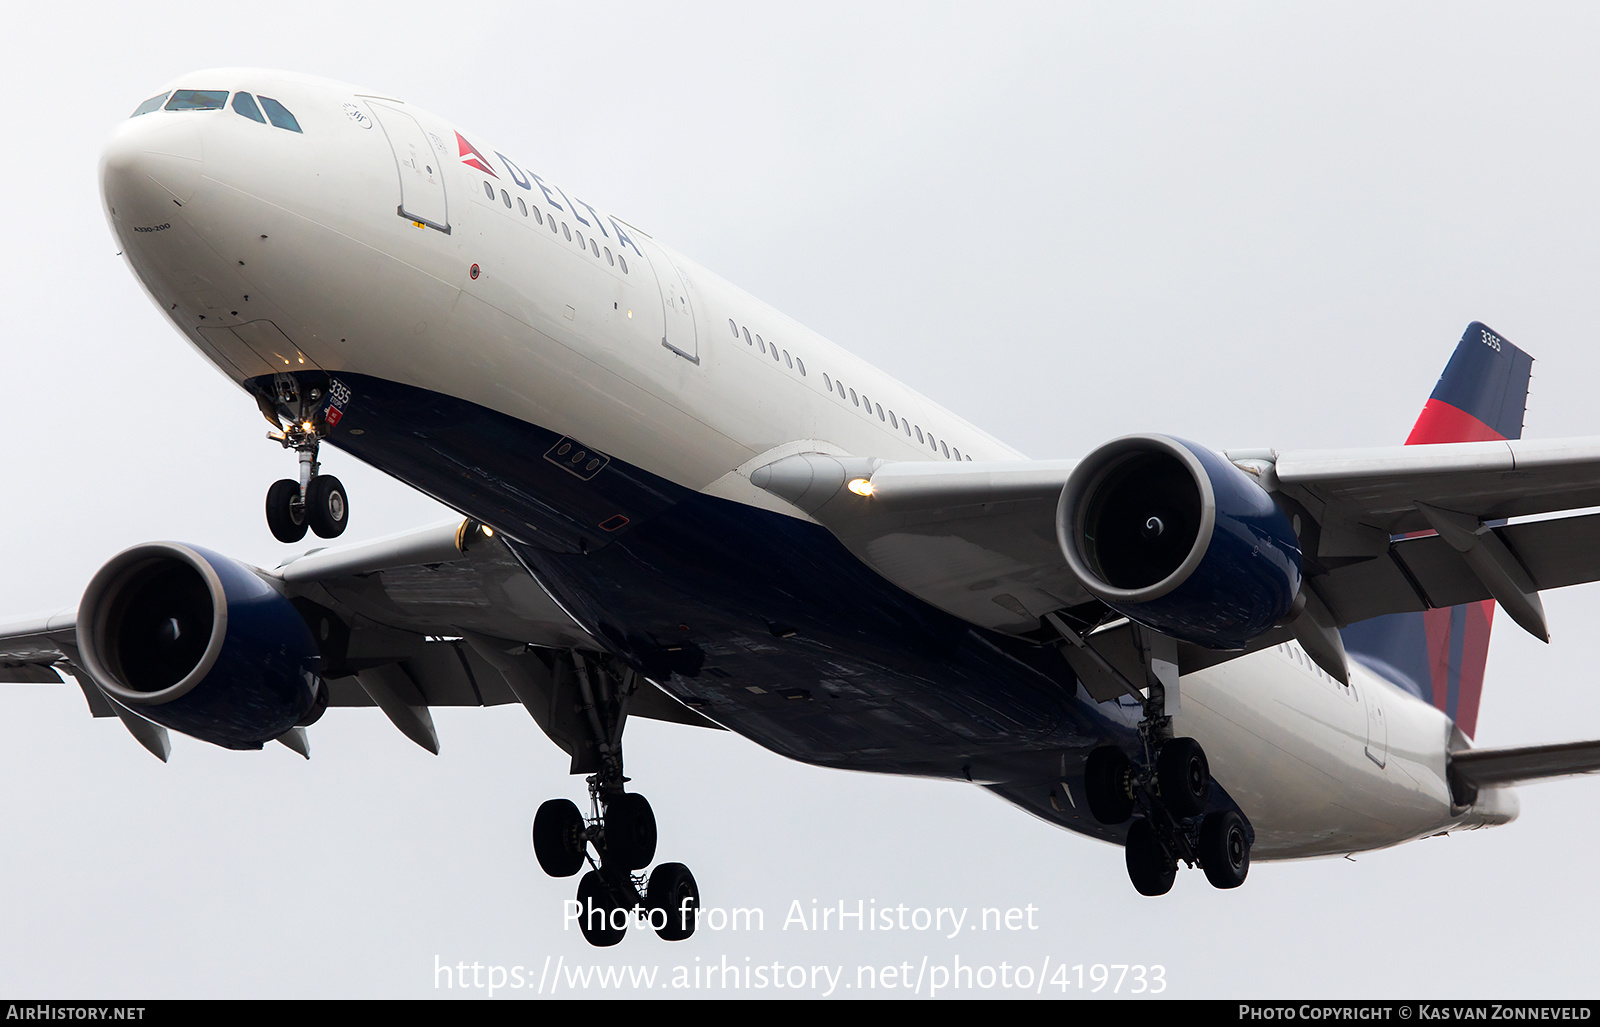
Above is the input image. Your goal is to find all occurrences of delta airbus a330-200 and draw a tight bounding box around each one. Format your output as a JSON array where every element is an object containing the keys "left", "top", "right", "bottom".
[{"left": 8, "top": 69, "right": 1600, "bottom": 947}]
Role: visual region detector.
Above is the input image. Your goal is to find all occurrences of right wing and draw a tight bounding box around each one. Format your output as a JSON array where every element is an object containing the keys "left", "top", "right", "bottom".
[{"left": 0, "top": 519, "right": 718, "bottom": 760}]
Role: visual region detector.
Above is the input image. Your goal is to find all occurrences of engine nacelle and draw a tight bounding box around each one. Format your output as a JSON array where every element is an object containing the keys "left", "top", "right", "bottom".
[
  {"left": 76, "top": 543, "right": 321, "bottom": 749},
  {"left": 1057, "top": 435, "right": 1303, "bottom": 649}
]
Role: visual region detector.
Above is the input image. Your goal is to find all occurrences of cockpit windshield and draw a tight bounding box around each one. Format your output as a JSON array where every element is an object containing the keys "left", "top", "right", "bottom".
[
  {"left": 231, "top": 92, "right": 266, "bottom": 124},
  {"left": 164, "top": 90, "right": 229, "bottom": 111},
  {"left": 257, "top": 96, "right": 302, "bottom": 133},
  {"left": 130, "top": 93, "right": 170, "bottom": 118}
]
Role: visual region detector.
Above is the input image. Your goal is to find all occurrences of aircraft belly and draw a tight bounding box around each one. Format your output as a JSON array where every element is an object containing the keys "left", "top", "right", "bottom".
[{"left": 275, "top": 371, "right": 1105, "bottom": 771}]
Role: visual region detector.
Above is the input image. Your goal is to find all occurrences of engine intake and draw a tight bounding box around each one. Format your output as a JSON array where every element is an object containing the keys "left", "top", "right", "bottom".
[
  {"left": 1058, "top": 435, "right": 1302, "bottom": 649},
  {"left": 76, "top": 543, "right": 321, "bottom": 749}
]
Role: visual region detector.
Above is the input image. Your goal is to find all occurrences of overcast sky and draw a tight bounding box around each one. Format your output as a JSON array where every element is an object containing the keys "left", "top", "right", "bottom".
[{"left": 4, "top": 2, "right": 1600, "bottom": 999}]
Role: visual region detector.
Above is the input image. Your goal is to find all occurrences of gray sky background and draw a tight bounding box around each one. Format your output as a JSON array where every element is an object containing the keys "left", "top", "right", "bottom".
[{"left": 4, "top": 2, "right": 1600, "bottom": 998}]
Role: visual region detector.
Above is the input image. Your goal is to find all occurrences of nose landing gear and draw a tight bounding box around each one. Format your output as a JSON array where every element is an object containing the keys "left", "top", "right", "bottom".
[{"left": 261, "top": 375, "right": 348, "bottom": 543}]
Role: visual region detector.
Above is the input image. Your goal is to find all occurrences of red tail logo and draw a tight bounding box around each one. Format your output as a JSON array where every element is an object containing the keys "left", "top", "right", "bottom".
[{"left": 456, "top": 132, "right": 498, "bottom": 177}]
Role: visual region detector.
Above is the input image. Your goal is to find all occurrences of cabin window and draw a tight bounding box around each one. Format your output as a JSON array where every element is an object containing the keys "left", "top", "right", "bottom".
[
  {"left": 823, "top": 373, "right": 832, "bottom": 390},
  {"left": 849, "top": 388, "right": 859, "bottom": 408},
  {"left": 783, "top": 350, "right": 792, "bottom": 369},
  {"left": 876, "top": 403, "right": 884, "bottom": 421},
  {"left": 889, "top": 411, "right": 898, "bottom": 429},
  {"left": 591, "top": 240, "right": 600, "bottom": 258},
  {"left": 576, "top": 230, "right": 585, "bottom": 249},
  {"left": 517, "top": 197, "right": 528, "bottom": 216},
  {"left": 743, "top": 327, "right": 752, "bottom": 346},
  {"left": 533, "top": 206, "right": 544, "bottom": 225},
  {"left": 619, "top": 256, "right": 628, "bottom": 273},
  {"left": 502, "top": 189, "right": 512, "bottom": 209},
  {"left": 562, "top": 224, "right": 572, "bottom": 241},
  {"left": 796, "top": 358, "right": 806, "bottom": 376},
  {"left": 729, "top": 319, "right": 738, "bottom": 337},
  {"left": 916, "top": 426, "right": 924, "bottom": 443},
  {"left": 483, "top": 182, "right": 494, "bottom": 199},
  {"left": 941, "top": 441, "right": 950, "bottom": 458},
  {"left": 605, "top": 247, "right": 614, "bottom": 266}
]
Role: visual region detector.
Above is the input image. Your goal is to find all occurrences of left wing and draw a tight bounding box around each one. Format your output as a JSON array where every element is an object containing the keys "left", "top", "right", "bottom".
[{"left": 748, "top": 436, "right": 1600, "bottom": 650}]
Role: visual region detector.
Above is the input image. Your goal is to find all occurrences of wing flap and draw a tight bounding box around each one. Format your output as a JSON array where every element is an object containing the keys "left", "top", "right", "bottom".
[{"left": 1315, "top": 511, "right": 1600, "bottom": 626}]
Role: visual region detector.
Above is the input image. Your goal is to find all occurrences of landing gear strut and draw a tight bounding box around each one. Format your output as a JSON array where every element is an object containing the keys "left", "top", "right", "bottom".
[
  {"left": 529, "top": 654, "right": 699, "bottom": 947},
  {"left": 1079, "top": 646, "right": 1250, "bottom": 895},
  {"left": 261, "top": 374, "right": 348, "bottom": 543}
]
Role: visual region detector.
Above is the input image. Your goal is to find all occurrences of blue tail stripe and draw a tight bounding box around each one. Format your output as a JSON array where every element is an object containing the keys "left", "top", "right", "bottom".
[{"left": 1430, "top": 322, "right": 1533, "bottom": 440}]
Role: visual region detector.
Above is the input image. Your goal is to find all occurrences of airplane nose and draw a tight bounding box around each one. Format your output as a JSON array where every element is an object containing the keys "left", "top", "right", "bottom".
[{"left": 101, "top": 116, "right": 204, "bottom": 224}]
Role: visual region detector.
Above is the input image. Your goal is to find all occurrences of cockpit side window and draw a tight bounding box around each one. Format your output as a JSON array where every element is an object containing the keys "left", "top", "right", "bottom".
[
  {"left": 130, "top": 93, "right": 170, "bottom": 117},
  {"left": 164, "top": 90, "right": 229, "bottom": 111},
  {"left": 257, "top": 96, "right": 303, "bottom": 133},
  {"left": 231, "top": 92, "right": 266, "bottom": 124}
]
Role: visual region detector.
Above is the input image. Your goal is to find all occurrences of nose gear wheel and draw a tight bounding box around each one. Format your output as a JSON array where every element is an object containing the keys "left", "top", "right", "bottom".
[{"left": 259, "top": 375, "right": 350, "bottom": 541}]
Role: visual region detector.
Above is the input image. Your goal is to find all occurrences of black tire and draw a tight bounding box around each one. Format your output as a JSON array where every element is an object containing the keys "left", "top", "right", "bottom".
[
  {"left": 306, "top": 474, "right": 349, "bottom": 539},
  {"left": 604, "top": 792, "right": 657, "bottom": 871},
  {"left": 265, "top": 479, "right": 307, "bottom": 543},
  {"left": 1199, "top": 810, "right": 1250, "bottom": 889},
  {"left": 532, "top": 799, "right": 588, "bottom": 878},
  {"left": 1084, "top": 746, "right": 1135, "bottom": 825},
  {"left": 1156, "top": 736, "right": 1210, "bottom": 818},
  {"left": 1124, "top": 819, "right": 1176, "bottom": 897},
  {"left": 575, "top": 871, "right": 627, "bottom": 947},
  {"left": 647, "top": 862, "right": 699, "bottom": 942}
]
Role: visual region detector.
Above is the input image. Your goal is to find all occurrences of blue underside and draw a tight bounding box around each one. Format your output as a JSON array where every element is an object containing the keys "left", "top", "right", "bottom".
[{"left": 255, "top": 371, "right": 1242, "bottom": 841}]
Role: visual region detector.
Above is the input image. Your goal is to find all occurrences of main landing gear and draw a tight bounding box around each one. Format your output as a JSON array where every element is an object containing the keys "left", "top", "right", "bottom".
[
  {"left": 260, "top": 375, "right": 348, "bottom": 543},
  {"left": 534, "top": 788, "right": 699, "bottom": 947},
  {"left": 1083, "top": 727, "right": 1251, "bottom": 896},
  {"left": 530, "top": 655, "right": 698, "bottom": 947}
]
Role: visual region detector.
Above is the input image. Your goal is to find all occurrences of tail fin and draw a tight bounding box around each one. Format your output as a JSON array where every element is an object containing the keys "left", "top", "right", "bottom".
[{"left": 1338, "top": 322, "right": 1533, "bottom": 738}]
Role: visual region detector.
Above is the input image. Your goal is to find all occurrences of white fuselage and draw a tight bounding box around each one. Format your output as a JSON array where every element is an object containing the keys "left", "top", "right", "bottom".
[{"left": 100, "top": 69, "right": 1516, "bottom": 863}]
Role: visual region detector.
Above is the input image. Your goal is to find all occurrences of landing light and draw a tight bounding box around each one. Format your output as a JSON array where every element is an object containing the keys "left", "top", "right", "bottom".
[
  {"left": 483, "top": 526, "right": 495, "bottom": 537},
  {"left": 847, "top": 478, "right": 875, "bottom": 497}
]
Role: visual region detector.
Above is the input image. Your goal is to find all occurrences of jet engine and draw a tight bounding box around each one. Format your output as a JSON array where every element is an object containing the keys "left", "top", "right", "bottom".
[
  {"left": 76, "top": 543, "right": 321, "bottom": 749},
  {"left": 1057, "top": 435, "right": 1303, "bottom": 649}
]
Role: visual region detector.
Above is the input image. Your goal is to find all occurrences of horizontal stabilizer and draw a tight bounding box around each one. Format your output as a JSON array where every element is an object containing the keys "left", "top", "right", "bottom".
[{"left": 1450, "top": 739, "right": 1600, "bottom": 787}]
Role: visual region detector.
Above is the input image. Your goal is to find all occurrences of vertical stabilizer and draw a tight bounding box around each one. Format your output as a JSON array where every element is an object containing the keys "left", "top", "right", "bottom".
[{"left": 1339, "top": 322, "right": 1532, "bottom": 738}]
